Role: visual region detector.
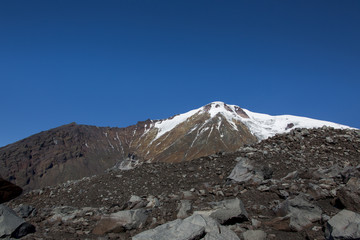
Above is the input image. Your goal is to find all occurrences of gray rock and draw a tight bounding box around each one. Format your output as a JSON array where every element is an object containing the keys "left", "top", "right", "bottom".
[
  {"left": 281, "top": 170, "right": 298, "bottom": 180},
  {"left": 132, "top": 218, "right": 205, "bottom": 240},
  {"left": 0, "top": 204, "right": 35, "bottom": 238},
  {"left": 325, "top": 209, "right": 360, "bottom": 240},
  {"left": 146, "top": 196, "right": 160, "bottom": 208},
  {"left": 334, "top": 177, "right": 360, "bottom": 212},
  {"left": 308, "top": 183, "right": 331, "bottom": 199},
  {"left": 204, "top": 226, "right": 240, "bottom": 240},
  {"left": 314, "top": 164, "right": 342, "bottom": 179},
  {"left": 279, "top": 190, "right": 290, "bottom": 199},
  {"left": 49, "top": 206, "right": 80, "bottom": 222},
  {"left": 251, "top": 218, "right": 262, "bottom": 228},
  {"left": 326, "top": 137, "right": 334, "bottom": 143},
  {"left": 228, "top": 158, "right": 263, "bottom": 184},
  {"left": 243, "top": 230, "right": 267, "bottom": 240},
  {"left": 14, "top": 204, "right": 36, "bottom": 218},
  {"left": 195, "top": 198, "right": 248, "bottom": 224},
  {"left": 181, "top": 191, "right": 194, "bottom": 200},
  {"left": 93, "top": 208, "right": 148, "bottom": 235},
  {"left": 274, "top": 195, "right": 322, "bottom": 231},
  {"left": 177, "top": 200, "right": 192, "bottom": 219},
  {"left": 185, "top": 214, "right": 238, "bottom": 239},
  {"left": 129, "top": 195, "right": 142, "bottom": 203},
  {"left": 133, "top": 214, "right": 240, "bottom": 240}
]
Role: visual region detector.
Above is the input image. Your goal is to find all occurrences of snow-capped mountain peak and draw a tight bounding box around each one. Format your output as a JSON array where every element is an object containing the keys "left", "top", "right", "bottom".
[
  {"left": 152, "top": 101, "right": 352, "bottom": 143},
  {"left": 2, "top": 101, "right": 355, "bottom": 189},
  {"left": 153, "top": 101, "right": 249, "bottom": 141}
]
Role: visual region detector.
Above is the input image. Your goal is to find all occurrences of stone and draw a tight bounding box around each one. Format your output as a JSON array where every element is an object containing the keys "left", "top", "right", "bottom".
[
  {"left": 326, "top": 137, "right": 334, "bottom": 143},
  {"left": 228, "top": 158, "right": 263, "bottom": 184},
  {"left": 49, "top": 206, "right": 80, "bottom": 222},
  {"left": 251, "top": 218, "right": 261, "bottom": 228},
  {"left": 0, "top": 178, "right": 22, "bottom": 204},
  {"left": 336, "top": 187, "right": 360, "bottom": 212},
  {"left": 195, "top": 198, "right": 248, "bottom": 224},
  {"left": 14, "top": 204, "right": 36, "bottom": 218},
  {"left": 146, "top": 196, "right": 160, "bottom": 208},
  {"left": 346, "top": 177, "right": 360, "bottom": 191},
  {"left": 308, "top": 183, "right": 331, "bottom": 199},
  {"left": 314, "top": 164, "right": 342, "bottom": 179},
  {"left": 325, "top": 209, "right": 360, "bottom": 240},
  {"left": 177, "top": 200, "right": 192, "bottom": 219},
  {"left": 261, "top": 166, "right": 273, "bottom": 180},
  {"left": 129, "top": 195, "right": 142, "bottom": 203},
  {"left": 279, "top": 190, "right": 289, "bottom": 199},
  {"left": 132, "top": 218, "right": 205, "bottom": 240},
  {"left": 185, "top": 214, "right": 221, "bottom": 233},
  {"left": 335, "top": 177, "right": 360, "bottom": 212},
  {"left": 0, "top": 204, "right": 35, "bottom": 238},
  {"left": 93, "top": 209, "right": 148, "bottom": 235},
  {"left": 243, "top": 230, "right": 267, "bottom": 240},
  {"left": 204, "top": 226, "right": 240, "bottom": 240},
  {"left": 133, "top": 214, "right": 240, "bottom": 240},
  {"left": 281, "top": 171, "right": 298, "bottom": 180},
  {"left": 265, "top": 216, "right": 291, "bottom": 231},
  {"left": 181, "top": 191, "right": 194, "bottom": 200},
  {"left": 274, "top": 195, "right": 322, "bottom": 231}
]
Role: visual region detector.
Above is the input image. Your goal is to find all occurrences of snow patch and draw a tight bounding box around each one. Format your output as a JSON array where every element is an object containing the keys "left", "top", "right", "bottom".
[
  {"left": 241, "top": 109, "right": 352, "bottom": 140},
  {"left": 153, "top": 108, "right": 201, "bottom": 141}
]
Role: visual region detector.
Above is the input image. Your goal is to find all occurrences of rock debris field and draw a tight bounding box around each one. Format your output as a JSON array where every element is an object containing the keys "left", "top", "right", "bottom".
[{"left": 4, "top": 127, "right": 360, "bottom": 240}]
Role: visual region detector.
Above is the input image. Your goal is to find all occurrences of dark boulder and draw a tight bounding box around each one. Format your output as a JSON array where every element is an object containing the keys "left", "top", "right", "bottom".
[{"left": 0, "top": 178, "right": 22, "bottom": 203}]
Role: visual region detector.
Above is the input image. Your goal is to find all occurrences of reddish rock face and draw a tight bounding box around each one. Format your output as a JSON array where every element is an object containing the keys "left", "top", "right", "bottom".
[{"left": 0, "top": 178, "right": 22, "bottom": 203}]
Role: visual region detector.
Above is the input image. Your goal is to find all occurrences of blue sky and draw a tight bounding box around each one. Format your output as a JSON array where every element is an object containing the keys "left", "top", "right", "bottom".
[{"left": 1, "top": 0, "right": 359, "bottom": 147}]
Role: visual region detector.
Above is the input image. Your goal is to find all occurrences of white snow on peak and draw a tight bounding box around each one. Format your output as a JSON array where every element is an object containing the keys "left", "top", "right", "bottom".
[
  {"left": 241, "top": 108, "right": 352, "bottom": 140},
  {"left": 153, "top": 108, "right": 201, "bottom": 141},
  {"left": 153, "top": 101, "right": 240, "bottom": 141},
  {"left": 151, "top": 101, "right": 353, "bottom": 142},
  {"left": 203, "top": 102, "right": 242, "bottom": 130}
]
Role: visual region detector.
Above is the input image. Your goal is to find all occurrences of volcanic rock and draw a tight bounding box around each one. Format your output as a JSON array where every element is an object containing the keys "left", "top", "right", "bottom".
[
  {"left": 273, "top": 195, "right": 322, "bottom": 231},
  {"left": 194, "top": 198, "right": 248, "bottom": 225},
  {"left": 0, "top": 204, "right": 35, "bottom": 238},
  {"left": 325, "top": 209, "right": 360, "bottom": 240},
  {"left": 92, "top": 209, "right": 149, "bottom": 235},
  {"left": 0, "top": 178, "right": 22, "bottom": 203}
]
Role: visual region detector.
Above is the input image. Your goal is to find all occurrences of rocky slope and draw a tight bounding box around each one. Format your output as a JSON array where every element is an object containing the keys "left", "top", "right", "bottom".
[
  {"left": 6, "top": 127, "right": 360, "bottom": 239},
  {"left": 0, "top": 102, "right": 351, "bottom": 190}
]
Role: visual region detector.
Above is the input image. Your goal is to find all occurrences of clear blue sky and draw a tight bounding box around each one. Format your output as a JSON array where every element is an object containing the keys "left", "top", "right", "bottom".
[{"left": 1, "top": 0, "right": 359, "bottom": 147}]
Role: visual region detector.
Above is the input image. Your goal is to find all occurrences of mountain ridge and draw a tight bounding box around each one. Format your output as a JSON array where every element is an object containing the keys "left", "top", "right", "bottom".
[{"left": 0, "top": 101, "right": 353, "bottom": 190}]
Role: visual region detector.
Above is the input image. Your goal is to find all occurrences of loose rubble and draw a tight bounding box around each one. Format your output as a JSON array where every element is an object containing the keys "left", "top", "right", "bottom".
[{"left": 3, "top": 127, "right": 360, "bottom": 239}]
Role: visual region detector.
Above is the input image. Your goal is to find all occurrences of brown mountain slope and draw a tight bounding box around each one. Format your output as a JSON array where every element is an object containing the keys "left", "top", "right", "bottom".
[
  {"left": 0, "top": 103, "right": 258, "bottom": 190},
  {"left": 0, "top": 123, "right": 129, "bottom": 190}
]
